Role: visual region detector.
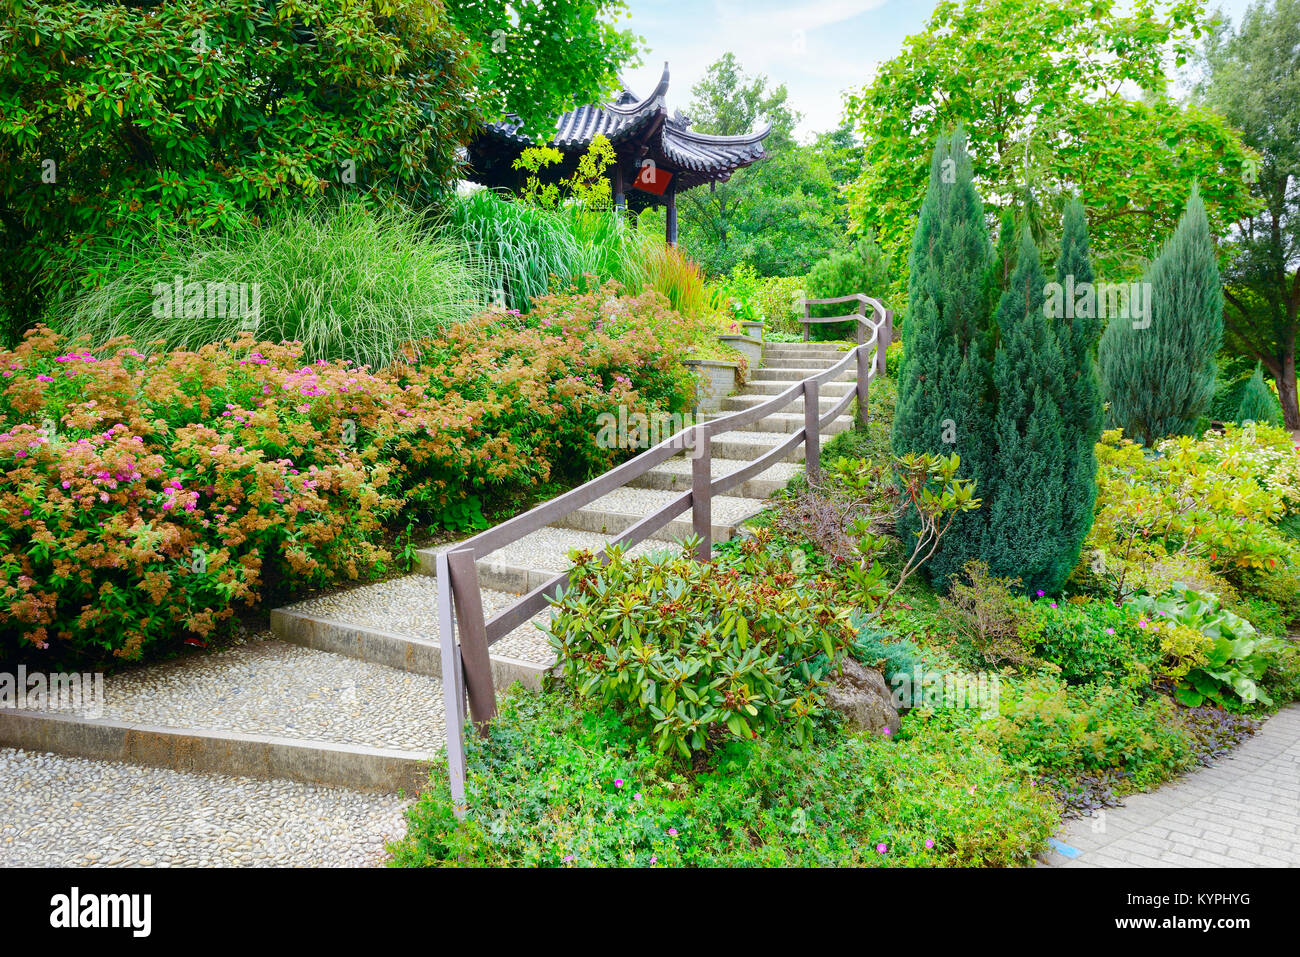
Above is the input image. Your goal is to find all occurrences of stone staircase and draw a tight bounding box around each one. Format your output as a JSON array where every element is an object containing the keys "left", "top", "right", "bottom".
[
  {"left": 272, "top": 339, "right": 856, "bottom": 690},
  {"left": 0, "top": 342, "right": 855, "bottom": 794}
]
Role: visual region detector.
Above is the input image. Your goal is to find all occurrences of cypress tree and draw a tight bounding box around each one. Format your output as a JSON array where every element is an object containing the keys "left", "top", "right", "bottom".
[
  {"left": 1098, "top": 186, "right": 1224, "bottom": 445},
  {"left": 1235, "top": 364, "right": 1285, "bottom": 426},
  {"left": 1054, "top": 199, "right": 1103, "bottom": 577},
  {"left": 983, "top": 228, "right": 1074, "bottom": 593},
  {"left": 892, "top": 128, "right": 995, "bottom": 586}
]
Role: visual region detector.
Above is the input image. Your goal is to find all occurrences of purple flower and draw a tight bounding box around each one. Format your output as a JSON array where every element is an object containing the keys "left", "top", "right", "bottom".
[
  {"left": 614, "top": 778, "right": 623, "bottom": 788},
  {"left": 667, "top": 828, "right": 678, "bottom": 837},
  {"left": 1036, "top": 590, "right": 1045, "bottom": 597},
  {"left": 924, "top": 838, "right": 935, "bottom": 849},
  {"left": 1105, "top": 627, "right": 1115, "bottom": 635},
  {"left": 876, "top": 843, "right": 888, "bottom": 854}
]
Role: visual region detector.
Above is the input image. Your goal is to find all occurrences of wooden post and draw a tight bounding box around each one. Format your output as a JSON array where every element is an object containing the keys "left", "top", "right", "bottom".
[
  {"left": 802, "top": 298, "right": 810, "bottom": 342},
  {"left": 856, "top": 342, "right": 869, "bottom": 430},
  {"left": 690, "top": 423, "right": 711, "bottom": 561},
  {"left": 875, "top": 308, "right": 893, "bottom": 377},
  {"left": 665, "top": 181, "right": 678, "bottom": 246},
  {"left": 613, "top": 163, "right": 626, "bottom": 211},
  {"left": 436, "top": 550, "right": 468, "bottom": 816},
  {"left": 446, "top": 548, "right": 497, "bottom": 730},
  {"left": 804, "top": 379, "right": 821, "bottom": 486}
]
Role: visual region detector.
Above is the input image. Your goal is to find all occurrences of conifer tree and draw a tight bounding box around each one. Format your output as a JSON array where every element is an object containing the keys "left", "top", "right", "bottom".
[
  {"left": 892, "top": 129, "right": 995, "bottom": 585},
  {"left": 1235, "top": 364, "right": 1284, "bottom": 426},
  {"left": 1098, "top": 186, "right": 1224, "bottom": 445},
  {"left": 1054, "top": 199, "right": 1103, "bottom": 576},
  {"left": 983, "top": 229, "right": 1074, "bottom": 593}
]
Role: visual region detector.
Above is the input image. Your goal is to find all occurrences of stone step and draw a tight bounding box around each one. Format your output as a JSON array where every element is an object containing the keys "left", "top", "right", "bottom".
[
  {"left": 758, "top": 355, "right": 849, "bottom": 370},
  {"left": 630, "top": 454, "right": 801, "bottom": 500},
  {"left": 0, "top": 639, "right": 445, "bottom": 792},
  {"left": 741, "top": 411, "right": 854, "bottom": 435},
  {"left": 416, "top": 526, "right": 678, "bottom": 594},
  {"left": 760, "top": 342, "right": 849, "bottom": 355},
  {"left": 711, "top": 429, "right": 810, "bottom": 462},
  {"left": 721, "top": 392, "right": 846, "bottom": 414},
  {"left": 550, "top": 485, "right": 768, "bottom": 544},
  {"left": 743, "top": 379, "right": 854, "bottom": 397},
  {"left": 750, "top": 366, "right": 855, "bottom": 383},
  {"left": 272, "top": 576, "right": 554, "bottom": 688}
]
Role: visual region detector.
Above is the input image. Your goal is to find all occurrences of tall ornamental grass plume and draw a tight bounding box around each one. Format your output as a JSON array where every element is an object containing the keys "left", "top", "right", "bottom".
[
  {"left": 63, "top": 199, "right": 490, "bottom": 370},
  {"left": 1098, "top": 186, "right": 1224, "bottom": 445},
  {"left": 1054, "top": 198, "right": 1104, "bottom": 578},
  {"left": 891, "top": 128, "right": 996, "bottom": 588}
]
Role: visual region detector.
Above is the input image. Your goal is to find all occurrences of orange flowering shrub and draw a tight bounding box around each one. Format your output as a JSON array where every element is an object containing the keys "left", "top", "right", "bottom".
[{"left": 1, "top": 285, "right": 694, "bottom": 667}]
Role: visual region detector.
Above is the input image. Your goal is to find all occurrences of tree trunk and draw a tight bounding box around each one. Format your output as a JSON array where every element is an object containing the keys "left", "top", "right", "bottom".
[{"left": 1280, "top": 346, "right": 1299, "bottom": 433}]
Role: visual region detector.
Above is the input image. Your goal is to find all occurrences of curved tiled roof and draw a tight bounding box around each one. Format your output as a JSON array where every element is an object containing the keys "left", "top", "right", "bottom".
[{"left": 475, "top": 62, "right": 770, "bottom": 195}]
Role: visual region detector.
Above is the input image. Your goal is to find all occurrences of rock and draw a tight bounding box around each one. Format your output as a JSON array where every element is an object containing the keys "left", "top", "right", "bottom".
[{"left": 826, "top": 658, "right": 901, "bottom": 737}]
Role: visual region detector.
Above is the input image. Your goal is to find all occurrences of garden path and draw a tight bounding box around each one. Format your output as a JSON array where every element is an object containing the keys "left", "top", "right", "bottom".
[{"left": 1042, "top": 703, "right": 1300, "bottom": 867}]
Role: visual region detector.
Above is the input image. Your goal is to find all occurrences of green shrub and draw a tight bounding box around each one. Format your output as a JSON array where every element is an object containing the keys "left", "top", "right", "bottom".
[
  {"left": 1021, "top": 599, "right": 1159, "bottom": 686},
  {"left": 1233, "top": 365, "right": 1285, "bottom": 426},
  {"left": 61, "top": 200, "right": 488, "bottom": 370},
  {"left": 981, "top": 675, "right": 1195, "bottom": 790},
  {"left": 1129, "top": 587, "right": 1283, "bottom": 709},
  {"left": 1098, "top": 186, "right": 1224, "bottom": 445},
  {"left": 546, "top": 535, "right": 855, "bottom": 757},
  {"left": 1, "top": 0, "right": 481, "bottom": 342},
  {"left": 850, "top": 617, "right": 925, "bottom": 686},
  {"left": 937, "top": 561, "right": 1035, "bottom": 670},
  {"left": 389, "top": 688, "right": 1059, "bottom": 867},
  {"left": 805, "top": 235, "right": 892, "bottom": 341}
]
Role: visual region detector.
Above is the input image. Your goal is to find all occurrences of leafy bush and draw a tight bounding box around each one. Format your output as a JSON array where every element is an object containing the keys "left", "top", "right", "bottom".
[
  {"left": 389, "top": 689, "right": 1059, "bottom": 867},
  {"left": 805, "top": 235, "right": 893, "bottom": 341},
  {"left": 1, "top": 0, "right": 481, "bottom": 341},
  {"left": 850, "top": 617, "right": 925, "bottom": 687},
  {"left": 1129, "top": 587, "right": 1283, "bottom": 708},
  {"left": 980, "top": 674, "right": 1195, "bottom": 790},
  {"left": 61, "top": 201, "right": 488, "bottom": 369},
  {"left": 1, "top": 285, "right": 692, "bottom": 667},
  {"left": 1021, "top": 599, "right": 1160, "bottom": 686},
  {"left": 754, "top": 275, "right": 807, "bottom": 336},
  {"left": 546, "top": 534, "right": 855, "bottom": 757},
  {"left": 1081, "top": 425, "right": 1300, "bottom": 604},
  {"left": 937, "top": 561, "right": 1035, "bottom": 669}
]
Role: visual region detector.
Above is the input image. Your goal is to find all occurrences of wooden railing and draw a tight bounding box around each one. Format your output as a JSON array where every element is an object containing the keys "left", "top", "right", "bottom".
[{"left": 436, "top": 294, "right": 892, "bottom": 811}]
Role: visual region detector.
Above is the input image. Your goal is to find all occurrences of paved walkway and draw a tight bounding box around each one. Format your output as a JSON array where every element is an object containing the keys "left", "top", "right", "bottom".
[{"left": 1045, "top": 705, "right": 1300, "bottom": 867}]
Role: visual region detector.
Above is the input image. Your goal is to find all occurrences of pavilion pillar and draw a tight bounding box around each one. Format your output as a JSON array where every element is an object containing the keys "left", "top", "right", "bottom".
[
  {"left": 665, "top": 181, "right": 678, "bottom": 246},
  {"left": 613, "top": 162, "right": 626, "bottom": 211}
]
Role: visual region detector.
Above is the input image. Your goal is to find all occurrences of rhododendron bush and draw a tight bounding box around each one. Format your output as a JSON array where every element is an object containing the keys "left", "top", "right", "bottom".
[{"left": 0, "top": 286, "right": 695, "bottom": 667}]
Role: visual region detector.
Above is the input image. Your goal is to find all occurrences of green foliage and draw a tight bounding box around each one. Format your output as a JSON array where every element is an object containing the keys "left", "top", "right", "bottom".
[
  {"left": 1021, "top": 600, "right": 1159, "bottom": 686},
  {"left": 1055, "top": 199, "right": 1104, "bottom": 575},
  {"left": 442, "top": 0, "right": 640, "bottom": 140},
  {"left": 843, "top": 0, "right": 1259, "bottom": 285},
  {"left": 805, "top": 235, "right": 893, "bottom": 341},
  {"left": 1099, "top": 186, "right": 1225, "bottom": 445},
  {"left": 389, "top": 688, "right": 1058, "bottom": 867},
  {"left": 891, "top": 130, "right": 995, "bottom": 588},
  {"left": 0, "top": 0, "right": 483, "bottom": 342},
  {"left": 59, "top": 200, "right": 488, "bottom": 369},
  {"left": 546, "top": 535, "right": 857, "bottom": 758},
  {"left": 983, "top": 229, "right": 1078, "bottom": 594},
  {"left": 1198, "top": 0, "right": 1300, "bottom": 429},
  {"left": 850, "top": 618, "right": 925, "bottom": 687},
  {"left": 937, "top": 561, "right": 1035, "bottom": 670},
  {"left": 981, "top": 674, "right": 1195, "bottom": 789},
  {"left": 1233, "top": 365, "right": 1285, "bottom": 426},
  {"left": 1129, "top": 587, "right": 1282, "bottom": 708}
]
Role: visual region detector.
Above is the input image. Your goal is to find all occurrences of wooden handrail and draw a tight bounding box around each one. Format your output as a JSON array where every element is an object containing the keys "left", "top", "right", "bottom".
[{"left": 437, "top": 296, "right": 892, "bottom": 814}]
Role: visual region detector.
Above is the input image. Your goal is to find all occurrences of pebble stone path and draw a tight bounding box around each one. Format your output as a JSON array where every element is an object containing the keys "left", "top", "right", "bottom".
[
  {"left": 0, "top": 747, "right": 410, "bottom": 868},
  {"left": 1045, "top": 704, "right": 1300, "bottom": 868}
]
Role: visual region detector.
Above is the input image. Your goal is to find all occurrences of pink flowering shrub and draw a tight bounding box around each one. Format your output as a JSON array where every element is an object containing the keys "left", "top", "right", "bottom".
[{"left": 1, "top": 287, "right": 691, "bottom": 666}]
